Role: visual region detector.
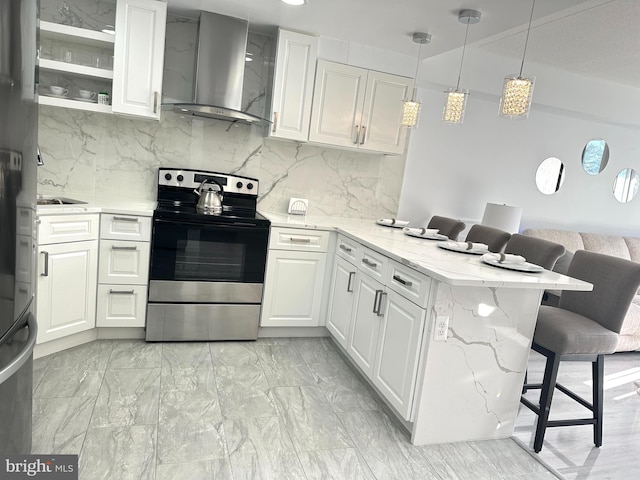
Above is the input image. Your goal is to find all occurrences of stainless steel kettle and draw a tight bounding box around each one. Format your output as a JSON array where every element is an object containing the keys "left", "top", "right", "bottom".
[{"left": 194, "top": 179, "right": 224, "bottom": 214}]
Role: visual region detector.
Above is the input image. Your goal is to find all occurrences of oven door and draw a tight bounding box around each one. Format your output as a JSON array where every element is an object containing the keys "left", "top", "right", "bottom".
[{"left": 148, "top": 217, "right": 269, "bottom": 304}]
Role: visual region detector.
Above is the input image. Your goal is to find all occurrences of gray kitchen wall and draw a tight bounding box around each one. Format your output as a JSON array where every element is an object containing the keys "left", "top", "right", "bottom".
[{"left": 37, "top": 4, "right": 405, "bottom": 218}]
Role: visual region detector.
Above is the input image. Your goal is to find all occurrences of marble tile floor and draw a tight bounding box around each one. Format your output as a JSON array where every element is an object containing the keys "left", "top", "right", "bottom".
[
  {"left": 32, "top": 337, "right": 558, "bottom": 480},
  {"left": 514, "top": 350, "right": 640, "bottom": 479}
]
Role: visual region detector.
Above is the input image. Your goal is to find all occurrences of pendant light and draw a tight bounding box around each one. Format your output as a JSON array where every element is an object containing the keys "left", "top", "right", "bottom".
[
  {"left": 402, "top": 32, "right": 431, "bottom": 128},
  {"left": 443, "top": 9, "right": 481, "bottom": 125},
  {"left": 499, "top": 0, "right": 537, "bottom": 119}
]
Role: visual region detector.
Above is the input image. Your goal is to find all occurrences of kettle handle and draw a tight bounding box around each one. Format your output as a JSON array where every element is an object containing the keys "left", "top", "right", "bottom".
[{"left": 193, "top": 178, "right": 224, "bottom": 196}]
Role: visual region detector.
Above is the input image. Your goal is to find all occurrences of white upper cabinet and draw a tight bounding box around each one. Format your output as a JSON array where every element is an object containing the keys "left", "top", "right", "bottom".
[
  {"left": 269, "top": 29, "right": 318, "bottom": 142},
  {"left": 309, "top": 60, "right": 413, "bottom": 155},
  {"left": 112, "top": 0, "right": 167, "bottom": 120}
]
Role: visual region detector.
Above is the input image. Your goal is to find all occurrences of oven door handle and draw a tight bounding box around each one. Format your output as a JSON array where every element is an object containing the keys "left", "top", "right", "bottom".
[{"left": 153, "top": 218, "right": 270, "bottom": 232}]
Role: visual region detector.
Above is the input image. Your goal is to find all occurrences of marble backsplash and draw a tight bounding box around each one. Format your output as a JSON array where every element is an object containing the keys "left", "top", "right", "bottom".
[{"left": 37, "top": 106, "right": 406, "bottom": 218}]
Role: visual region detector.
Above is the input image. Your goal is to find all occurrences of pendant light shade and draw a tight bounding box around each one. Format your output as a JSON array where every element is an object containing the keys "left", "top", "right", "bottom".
[
  {"left": 499, "top": 0, "right": 537, "bottom": 119},
  {"left": 443, "top": 9, "right": 480, "bottom": 125},
  {"left": 402, "top": 32, "right": 431, "bottom": 128}
]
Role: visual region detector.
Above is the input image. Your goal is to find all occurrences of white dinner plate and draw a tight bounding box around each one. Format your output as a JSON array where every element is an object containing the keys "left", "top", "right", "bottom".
[
  {"left": 376, "top": 219, "right": 410, "bottom": 228},
  {"left": 482, "top": 257, "right": 544, "bottom": 272},
  {"left": 73, "top": 97, "right": 97, "bottom": 103},
  {"left": 404, "top": 230, "right": 448, "bottom": 241},
  {"left": 438, "top": 242, "right": 488, "bottom": 255},
  {"left": 42, "top": 93, "right": 68, "bottom": 99}
]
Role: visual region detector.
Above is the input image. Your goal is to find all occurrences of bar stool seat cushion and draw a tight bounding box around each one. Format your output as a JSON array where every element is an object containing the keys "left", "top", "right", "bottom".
[{"left": 535, "top": 305, "right": 619, "bottom": 355}]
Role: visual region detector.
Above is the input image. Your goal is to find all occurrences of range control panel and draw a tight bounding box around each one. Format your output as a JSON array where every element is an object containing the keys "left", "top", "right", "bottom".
[{"left": 158, "top": 168, "right": 259, "bottom": 196}]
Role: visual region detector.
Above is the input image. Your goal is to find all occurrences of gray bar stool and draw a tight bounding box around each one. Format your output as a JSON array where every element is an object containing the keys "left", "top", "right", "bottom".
[
  {"left": 504, "top": 234, "right": 566, "bottom": 270},
  {"left": 520, "top": 250, "right": 640, "bottom": 452},
  {"left": 427, "top": 216, "right": 466, "bottom": 240},
  {"left": 464, "top": 224, "right": 511, "bottom": 252}
]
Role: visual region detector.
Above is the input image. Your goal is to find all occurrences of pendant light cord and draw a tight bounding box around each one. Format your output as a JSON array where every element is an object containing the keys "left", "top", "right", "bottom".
[
  {"left": 412, "top": 41, "right": 423, "bottom": 101},
  {"left": 519, "top": 0, "right": 537, "bottom": 77},
  {"left": 455, "top": 19, "right": 471, "bottom": 91}
]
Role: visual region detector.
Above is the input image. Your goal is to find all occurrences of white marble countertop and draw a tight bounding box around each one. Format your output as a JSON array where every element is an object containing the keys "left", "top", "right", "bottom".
[
  {"left": 36, "top": 194, "right": 156, "bottom": 216},
  {"left": 262, "top": 212, "right": 592, "bottom": 291}
]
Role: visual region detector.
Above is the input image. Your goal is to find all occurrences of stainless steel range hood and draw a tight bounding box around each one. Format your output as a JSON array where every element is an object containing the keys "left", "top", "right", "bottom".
[{"left": 172, "top": 11, "right": 269, "bottom": 125}]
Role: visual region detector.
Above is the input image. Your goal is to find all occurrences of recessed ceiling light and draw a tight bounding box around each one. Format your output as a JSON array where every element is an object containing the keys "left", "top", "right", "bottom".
[{"left": 281, "top": 0, "right": 307, "bottom": 5}]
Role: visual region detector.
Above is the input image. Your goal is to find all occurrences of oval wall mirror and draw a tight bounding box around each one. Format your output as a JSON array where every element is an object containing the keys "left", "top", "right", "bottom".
[
  {"left": 536, "top": 157, "right": 566, "bottom": 195},
  {"left": 613, "top": 168, "right": 639, "bottom": 203},
  {"left": 582, "top": 139, "right": 609, "bottom": 175}
]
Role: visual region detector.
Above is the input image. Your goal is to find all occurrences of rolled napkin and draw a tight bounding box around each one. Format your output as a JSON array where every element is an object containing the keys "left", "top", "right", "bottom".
[
  {"left": 443, "top": 240, "right": 488, "bottom": 251},
  {"left": 482, "top": 252, "right": 526, "bottom": 264},
  {"left": 377, "top": 218, "right": 410, "bottom": 227},
  {"left": 403, "top": 227, "right": 439, "bottom": 236}
]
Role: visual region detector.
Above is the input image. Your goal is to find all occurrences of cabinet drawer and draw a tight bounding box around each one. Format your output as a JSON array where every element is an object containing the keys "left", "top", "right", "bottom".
[
  {"left": 386, "top": 259, "right": 432, "bottom": 307},
  {"left": 336, "top": 235, "right": 359, "bottom": 264},
  {"left": 98, "top": 240, "right": 150, "bottom": 284},
  {"left": 359, "top": 246, "right": 387, "bottom": 281},
  {"left": 269, "top": 227, "right": 330, "bottom": 252},
  {"left": 38, "top": 214, "right": 99, "bottom": 244},
  {"left": 96, "top": 284, "right": 147, "bottom": 327},
  {"left": 100, "top": 213, "right": 152, "bottom": 241}
]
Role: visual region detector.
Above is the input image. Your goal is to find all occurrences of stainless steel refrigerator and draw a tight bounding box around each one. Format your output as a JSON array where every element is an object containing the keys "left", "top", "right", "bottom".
[{"left": 0, "top": 0, "right": 38, "bottom": 455}]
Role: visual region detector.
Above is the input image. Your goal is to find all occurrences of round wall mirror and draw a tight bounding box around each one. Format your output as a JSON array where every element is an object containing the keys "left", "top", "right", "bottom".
[
  {"left": 582, "top": 139, "right": 609, "bottom": 175},
  {"left": 536, "top": 157, "right": 566, "bottom": 195},
  {"left": 613, "top": 168, "right": 639, "bottom": 203}
]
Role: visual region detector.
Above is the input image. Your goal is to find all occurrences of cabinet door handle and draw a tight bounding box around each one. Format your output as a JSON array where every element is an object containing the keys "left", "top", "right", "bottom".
[
  {"left": 362, "top": 258, "right": 377, "bottom": 268},
  {"left": 392, "top": 274, "right": 412, "bottom": 287},
  {"left": 289, "top": 237, "right": 311, "bottom": 243},
  {"left": 153, "top": 91, "right": 159, "bottom": 114},
  {"left": 373, "top": 289, "right": 385, "bottom": 314},
  {"left": 109, "top": 289, "right": 135, "bottom": 294},
  {"left": 347, "top": 271, "right": 355, "bottom": 292},
  {"left": 272, "top": 111, "right": 278, "bottom": 133},
  {"left": 113, "top": 216, "right": 139, "bottom": 222},
  {"left": 112, "top": 245, "right": 138, "bottom": 251},
  {"left": 353, "top": 125, "right": 360, "bottom": 144},
  {"left": 360, "top": 125, "right": 366, "bottom": 144},
  {"left": 377, "top": 291, "right": 387, "bottom": 317},
  {"left": 40, "top": 251, "right": 49, "bottom": 276},
  {"left": 339, "top": 244, "right": 352, "bottom": 253}
]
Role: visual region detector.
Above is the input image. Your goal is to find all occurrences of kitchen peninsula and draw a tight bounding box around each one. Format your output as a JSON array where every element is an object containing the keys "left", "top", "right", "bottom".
[{"left": 263, "top": 213, "right": 592, "bottom": 445}]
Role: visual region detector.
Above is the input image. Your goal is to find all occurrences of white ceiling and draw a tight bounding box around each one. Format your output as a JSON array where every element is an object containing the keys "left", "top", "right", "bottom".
[{"left": 166, "top": 0, "right": 637, "bottom": 87}]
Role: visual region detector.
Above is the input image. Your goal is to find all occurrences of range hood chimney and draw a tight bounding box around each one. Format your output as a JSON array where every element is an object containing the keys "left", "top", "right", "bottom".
[{"left": 173, "top": 11, "right": 269, "bottom": 125}]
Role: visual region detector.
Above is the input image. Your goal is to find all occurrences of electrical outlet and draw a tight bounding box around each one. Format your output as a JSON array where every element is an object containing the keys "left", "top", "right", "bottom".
[{"left": 434, "top": 315, "right": 449, "bottom": 342}]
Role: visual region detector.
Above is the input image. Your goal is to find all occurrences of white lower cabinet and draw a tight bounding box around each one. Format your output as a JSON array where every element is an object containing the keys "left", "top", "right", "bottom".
[
  {"left": 260, "top": 227, "right": 331, "bottom": 328},
  {"left": 326, "top": 255, "right": 357, "bottom": 349},
  {"left": 328, "top": 234, "right": 432, "bottom": 420},
  {"left": 96, "top": 214, "right": 151, "bottom": 327},
  {"left": 96, "top": 284, "right": 147, "bottom": 327},
  {"left": 36, "top": 239, "right": 99, "bottom": 344},
  {"left": 373, "top": 288, "right": 426, "bottom": 418}
]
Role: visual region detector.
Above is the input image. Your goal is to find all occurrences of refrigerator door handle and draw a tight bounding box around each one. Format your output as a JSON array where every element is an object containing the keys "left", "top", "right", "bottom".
[{"left": 0, "top": 313, "right": 37, "bottom": 384}]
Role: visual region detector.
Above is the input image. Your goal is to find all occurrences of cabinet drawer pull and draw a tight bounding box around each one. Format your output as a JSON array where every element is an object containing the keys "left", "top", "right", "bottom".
[
  {"left": 272, "top": 111, "right": 278, "bottom": 133},
  {"left": 339, "top": 244, "right": 352, "bottom": 253},
  {"left": 392, "top": 274, "right": 412, "bottom": 287},
  {"left": 113, "top": 216, "right": 139, "bottom": 222},
  {"left": 360, "top": 125, "right": 366, "bottom": 144},
  {"left": 289, "top": 237, "right": 311, "bottom": 243},
  {"left": 111, "top": 245, "right": 138, "bottom": 251},
  {"left": 109, "top": 289, "right": 135, "bottom": 294},
  {"left": 347, "top": 271, "right": 355, "bottom": 292},
  {"left": 153, "top": 91, "right": 159, "bottom": 114},
  {"left": 362, "top": 258, "right": 377, "bottom": 268},
  {"left": 353, "top": 125, "right": 360, "bottom": 144},
  {"left": 40, "top": 251, "right": 49, "bottom": 276}
]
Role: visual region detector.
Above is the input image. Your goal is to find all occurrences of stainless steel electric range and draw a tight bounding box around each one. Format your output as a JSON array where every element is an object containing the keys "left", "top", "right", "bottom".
[{"left": 145, "top": 168, "right": 270, "bottom": 341}]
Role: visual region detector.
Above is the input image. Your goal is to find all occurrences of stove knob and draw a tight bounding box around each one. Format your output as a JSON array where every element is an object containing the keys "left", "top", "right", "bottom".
[
  {"left": 164, "top": 173, "right": 172, "bottom": 181},
  {"left": 236, "top": 181, "right": 243, "bottom": 189},
  {"left": 247, "top": 182, "right": 254, "bottom": 190},
  {"left": 177, "top": 174, "right": 184, "bottom": 182}
]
